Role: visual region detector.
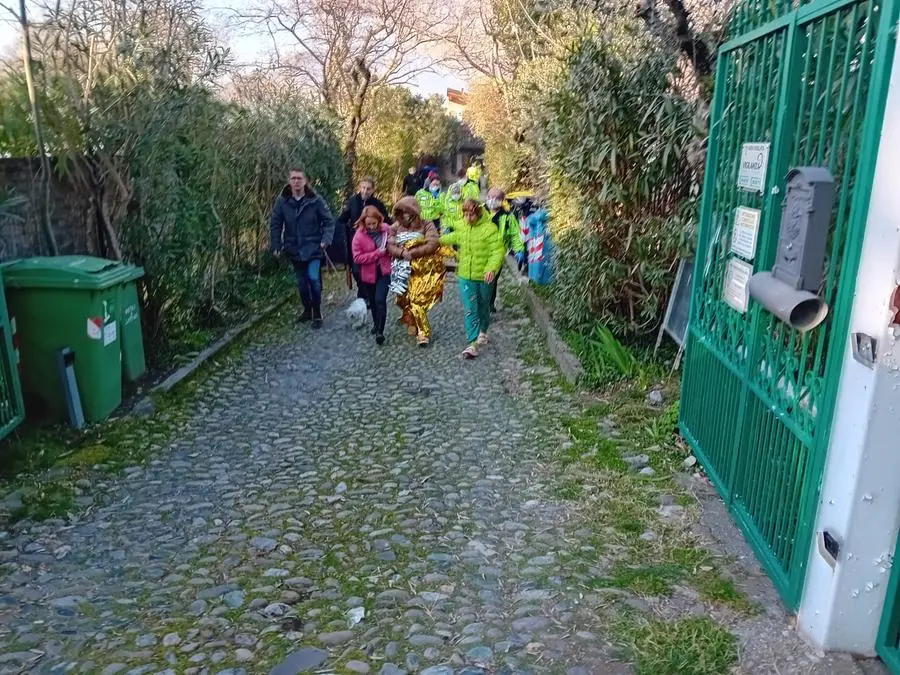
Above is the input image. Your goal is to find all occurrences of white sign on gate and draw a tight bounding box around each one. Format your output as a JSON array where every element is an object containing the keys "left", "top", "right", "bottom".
[
  {"left": 723, "top": 257, "right": 753, "bottom": 314},
  {"left": 730, "top": 206, "right": 761, "bottom": 261},
  {"left": 737, "top": 142, "right": 770, "bottom": 193}
]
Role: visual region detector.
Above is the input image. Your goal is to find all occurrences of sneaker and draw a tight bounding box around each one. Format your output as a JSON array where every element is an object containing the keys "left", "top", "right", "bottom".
[
  {"left": 297, "top": 309, "right": 312, "bottom": 323},
  {"left": 376, "top": 334, "right": 385, "bottom": 346},
  {"left": 311, "top": 305, "right": 323, "bottom": 329},
  {"left": 476, "top": 333, "right": 489, "bottom": 346},
  {"left": 417, "top": 335, "right": 430, "bottom": 347},
  {"left": 462, "top": 344, "right": 479, "bottom": 359}
]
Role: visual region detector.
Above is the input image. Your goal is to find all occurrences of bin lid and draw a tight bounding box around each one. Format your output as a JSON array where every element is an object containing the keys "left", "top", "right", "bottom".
[{"left": 2, "top": 256, "right": 144, "bottom": 290}]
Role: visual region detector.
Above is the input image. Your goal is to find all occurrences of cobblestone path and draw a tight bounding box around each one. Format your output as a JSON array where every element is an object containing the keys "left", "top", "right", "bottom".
[
  {"left": 0, "top": 281, "right": 876, "bottom": 675},
  {"left": 0, "top": 284, "right": 632, "bottom": 675}
]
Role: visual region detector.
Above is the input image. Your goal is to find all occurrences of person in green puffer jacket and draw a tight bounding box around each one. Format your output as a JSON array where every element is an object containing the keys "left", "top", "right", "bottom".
[
  {"left": 440, "top": 199, "right": 504, "bottom": 359},
  {"left": 415, "top": 176, "right": 444, "bottom": 227}
]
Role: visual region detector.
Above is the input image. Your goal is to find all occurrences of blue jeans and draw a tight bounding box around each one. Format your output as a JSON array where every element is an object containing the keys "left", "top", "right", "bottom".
[{"left": 291, "top": 258, "right": 322, "bottom": 310}]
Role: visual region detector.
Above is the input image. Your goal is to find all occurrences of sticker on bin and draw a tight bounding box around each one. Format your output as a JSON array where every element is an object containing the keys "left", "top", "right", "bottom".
[
  {"left": 87, "top": 317, "right": 103, "bottom": 340},
  {"left": 103, "top": 321, "right": 118, "bottom": 346},
  {"left": 124, "top": 304, "right": 139, "bottom": 326}
]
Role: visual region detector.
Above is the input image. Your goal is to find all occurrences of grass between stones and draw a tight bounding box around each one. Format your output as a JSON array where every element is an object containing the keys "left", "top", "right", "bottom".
[
  {"left": 0, "top": 273, "right": 338, "bottom": 524},
  {"left": 0, "top": 359, "right": 210, "bottom": 523},
  {"left": 617, "top": 615, "right": 739, "bottom": 675},
  {"left": 503, "top": 283, "right": 750, "bottom": 674},
  {"left": 7, "top": 276, "right": 753, "bottom": 675}
]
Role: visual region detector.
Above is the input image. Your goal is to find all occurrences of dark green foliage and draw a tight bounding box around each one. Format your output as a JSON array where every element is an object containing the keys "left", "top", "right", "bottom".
[
  {"left": 116, "top": 86, "right": 345, "bottom": 360},
  {"left": 0, "top": 65, "right": 345, "bottom": 363},
  {"left": 543, "top": 32, "right": 700, "bottom": 338}
]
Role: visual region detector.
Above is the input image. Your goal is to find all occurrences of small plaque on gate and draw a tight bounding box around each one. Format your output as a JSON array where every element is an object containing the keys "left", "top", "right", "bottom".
[
  {"left": 723, "top": 258, "right": 753, "bottom": 314},
  {"left": 730, "top": 207, "right": 761, "bottom": 261},
  {"left": 738, "top": 143, "right": 770, "bottom": 193}
]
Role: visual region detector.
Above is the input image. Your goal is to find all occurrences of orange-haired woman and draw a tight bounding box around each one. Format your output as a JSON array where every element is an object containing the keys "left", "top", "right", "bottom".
[{"left": 352, "top": 205, "right": 393, "bottom": 344}]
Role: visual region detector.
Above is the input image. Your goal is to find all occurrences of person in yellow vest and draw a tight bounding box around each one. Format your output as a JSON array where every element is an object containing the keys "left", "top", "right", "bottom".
[
  {"left": 485, "top": 187, "right": 525, "bottom": 313},
  {"left": 461, "top": 165, "right": 482, "bottom": 202},
  {"left": 415, "top": 176, "right": 444, "bottom": 228},
  {"left": 441, "top": 181, "right": 465, "bottom": 233}
]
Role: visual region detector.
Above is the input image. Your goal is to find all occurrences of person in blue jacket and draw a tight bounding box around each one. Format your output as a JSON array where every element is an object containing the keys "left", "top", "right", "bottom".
[{"left": 270, "top": 167, "right": 336, "bottom": 328}]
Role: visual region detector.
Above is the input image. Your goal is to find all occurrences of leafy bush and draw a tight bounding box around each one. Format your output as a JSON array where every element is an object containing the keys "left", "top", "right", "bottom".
[
  {"left": 0, "top": 38, "right": 345, "bottom": 363},
  {"left": 543, "top": 30, "right": 699, "bottom": 338},
  {"left": 464, "top": 80, "right": 525, "bottom": 190},
  {"left": 357, "top": 87, "right": 460, "bottom": 203},
  {"left": 566, "top": 323, "right": 638, "bottom": 386},
  {"left": 116, "top": 85, "right": 345, "bottom": 356},
  {"left": 551, "top": 214, "right": 685, "bottom": 336}
]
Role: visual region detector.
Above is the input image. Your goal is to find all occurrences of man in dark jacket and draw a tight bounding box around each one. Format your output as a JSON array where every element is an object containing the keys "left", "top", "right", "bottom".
[
  {"left": 402, "top": 166, "right": 420, "bottom": 197},
  {"left": 337, "top": 176, "right": 392, "bottom": 303},
  {"left": 270, "top": 168, "right": 336, "bottom": 328}
]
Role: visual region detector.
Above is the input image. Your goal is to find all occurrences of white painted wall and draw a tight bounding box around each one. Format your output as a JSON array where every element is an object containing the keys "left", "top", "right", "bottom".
[
  {"left": 798, "top": 25, "right": 900, "bottom": 654},
  {"left": 445, "top": 100, "right": 466, "bottom": 121}
]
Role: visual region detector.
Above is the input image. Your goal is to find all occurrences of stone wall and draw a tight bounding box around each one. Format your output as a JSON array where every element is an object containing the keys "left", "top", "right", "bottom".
[{"left": 0, "top": 158, "right": 98, "bottom": 262}]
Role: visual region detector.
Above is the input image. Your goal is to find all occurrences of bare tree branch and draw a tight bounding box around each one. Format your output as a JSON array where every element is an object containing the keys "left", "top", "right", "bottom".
[
  {"left": 10, "top": 0, "right": 59, "bottom": 254},
  {"left": 0, "top": 1, "right": 19, "bottom": 19},
  {"left": 235, "top": 0, "right": 445, "bottom": 191}
]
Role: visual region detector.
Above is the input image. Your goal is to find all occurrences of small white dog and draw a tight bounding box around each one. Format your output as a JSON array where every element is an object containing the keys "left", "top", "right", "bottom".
[{"left": 345, "top": 298, "right": 369, "bottom": 330}]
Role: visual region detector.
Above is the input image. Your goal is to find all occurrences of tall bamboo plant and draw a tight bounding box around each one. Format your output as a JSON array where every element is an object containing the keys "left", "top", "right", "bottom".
[{"left": 543, "top": 29, "right": 699, "bottom": 337}]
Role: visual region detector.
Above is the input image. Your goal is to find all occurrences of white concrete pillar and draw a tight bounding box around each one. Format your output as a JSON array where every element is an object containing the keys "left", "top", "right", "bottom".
[{"left": 798, "top": 25, "right": 900, "bottom": 655}]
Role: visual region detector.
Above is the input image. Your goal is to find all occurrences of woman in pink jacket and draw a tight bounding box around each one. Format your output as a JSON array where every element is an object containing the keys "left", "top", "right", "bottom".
[{"left": 352, "top": 205, "right": 393, "bottom": 345}]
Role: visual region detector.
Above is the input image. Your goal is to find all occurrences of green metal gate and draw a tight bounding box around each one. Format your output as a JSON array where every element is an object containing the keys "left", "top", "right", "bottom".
[
  {"left": 680, "top": 0, "right": 898, "bottom": 608},
  {"left": 0, "top": 269, "right": 24, "bottom": 441},
  {"left": 878, "top": 532, "right": 900, "bottom": 670}
]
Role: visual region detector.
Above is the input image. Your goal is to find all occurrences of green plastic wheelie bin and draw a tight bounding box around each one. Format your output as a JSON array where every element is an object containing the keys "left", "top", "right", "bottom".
[
  {"left": 2, "top": 256, "right": 145, "bottom": 423},
  {"left": 0, "top": 267, "right": 25, "bottom": 440},
  {"left": 116, "top": 266, "right": 146, "bottom": 382}
]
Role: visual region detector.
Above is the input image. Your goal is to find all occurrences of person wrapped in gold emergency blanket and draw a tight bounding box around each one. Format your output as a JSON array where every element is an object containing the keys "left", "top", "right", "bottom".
[{"left": 387, "top": 196, "right": 452, "bottom": 347}]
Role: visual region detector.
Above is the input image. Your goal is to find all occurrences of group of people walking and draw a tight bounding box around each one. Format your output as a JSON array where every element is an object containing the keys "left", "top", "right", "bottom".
[{"left": 269, "top": 164, "right": 526, "bottom": 359}]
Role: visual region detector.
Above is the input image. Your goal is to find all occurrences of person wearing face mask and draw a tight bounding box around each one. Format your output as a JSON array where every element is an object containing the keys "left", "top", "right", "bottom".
[
  {"left": 485, "top": 187, "right": 525, "bottom": 313},
  {"left": 336, "top": 176, "right": 392, "bottom": 303},
  {"left": 441, "top": 182, "right": 465, "bottom": 233},
  {"left": 423, "top": 168, "right": 439, "bottom": 189},
  {"left": 415, "top": 178, "right": 444, "bottom": 229}
]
